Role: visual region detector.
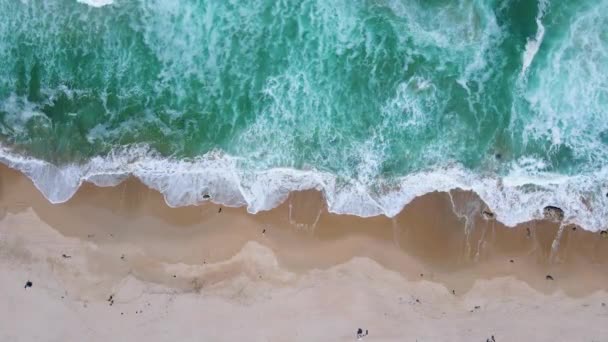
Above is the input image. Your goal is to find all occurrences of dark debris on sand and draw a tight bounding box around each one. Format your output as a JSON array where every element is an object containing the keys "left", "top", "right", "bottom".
[
  {"left": 24, "top": 281, "right": 32, "bottom": 289},
  {"left": 546, "top": 275, "right": 554, "bottom": 280},
  {"left": 356, "top": 328, "right": 368, "bottom": 339}
]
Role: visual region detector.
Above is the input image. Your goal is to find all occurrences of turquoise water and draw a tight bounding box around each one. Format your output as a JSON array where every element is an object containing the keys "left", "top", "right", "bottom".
[{"left": 0, "top": 0, "right": 607, "bottom": 229}]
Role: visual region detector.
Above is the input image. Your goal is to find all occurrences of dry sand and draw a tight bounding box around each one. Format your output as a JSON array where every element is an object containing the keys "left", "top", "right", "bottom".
[{"left": 1, "top": 165, "right": 607, "bottom": 341}]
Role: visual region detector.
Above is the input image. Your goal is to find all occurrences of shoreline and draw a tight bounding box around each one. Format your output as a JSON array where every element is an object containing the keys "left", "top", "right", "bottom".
[
  {"left": 1, "top": 164, "right": 608, "bottom": 294},
  {"left": 2, "top": 144, "right": 607, "bottom": 232},
  {"left": 1, "top": 164, "right": 608, "bottom": 340}
]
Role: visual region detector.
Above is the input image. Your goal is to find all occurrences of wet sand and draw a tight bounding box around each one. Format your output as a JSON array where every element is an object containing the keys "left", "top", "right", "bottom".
[{"left": 1, "top": 164, "right": 607, "bottom": 341}]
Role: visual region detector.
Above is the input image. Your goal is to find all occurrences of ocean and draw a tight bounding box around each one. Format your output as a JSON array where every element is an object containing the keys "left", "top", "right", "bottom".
[{"left": 0, "top": 0, "right": 606, "bottom": 230}]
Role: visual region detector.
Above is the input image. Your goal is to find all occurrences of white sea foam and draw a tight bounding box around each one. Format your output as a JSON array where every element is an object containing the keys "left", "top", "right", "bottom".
[
  {"left": 76, "top": 0, "right": 113, "bottom": 7},
  {"left": 0, "top": 144, "right": 606, "bottom": 232},
  {"left": 521, "top": 0, "right": 548, "bottom": 75},
  {"left": 521, "top": 21, "right": 545, "bottom": 74},
  {"left": 519, "top": 0, "right": 608, "bottom": 159}
]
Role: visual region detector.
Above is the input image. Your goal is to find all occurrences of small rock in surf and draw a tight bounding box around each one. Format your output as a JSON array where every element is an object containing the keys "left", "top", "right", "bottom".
[
  {"left": 543, "top": 206, "right": 564, "bottom": 222},
  {"left": 482, "top": 210, "right": 495, "bottom": 220}
]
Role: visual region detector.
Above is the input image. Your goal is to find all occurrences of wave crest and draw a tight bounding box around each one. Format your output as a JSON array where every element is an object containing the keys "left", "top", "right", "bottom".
[{"left": 76, "top": 0, "right": 113, "bottom": 7}]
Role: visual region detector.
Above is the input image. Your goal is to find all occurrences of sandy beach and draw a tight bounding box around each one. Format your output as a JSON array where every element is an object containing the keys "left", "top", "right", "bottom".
[{"left": 1, "top": 164, "right": 608, "bottom": 341}]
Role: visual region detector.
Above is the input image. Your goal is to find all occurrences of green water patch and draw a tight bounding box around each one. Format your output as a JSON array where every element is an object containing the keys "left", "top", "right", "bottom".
[{"left": 0, "top": 0, "right": 605, "bottom": 182}]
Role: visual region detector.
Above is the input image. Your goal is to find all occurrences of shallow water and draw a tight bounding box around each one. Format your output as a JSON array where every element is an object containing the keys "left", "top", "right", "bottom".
[{"left": 0, "top": 0, "right": 607, "bottom": 230}]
